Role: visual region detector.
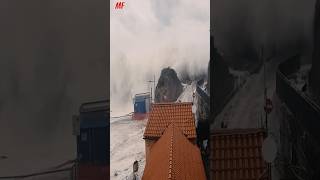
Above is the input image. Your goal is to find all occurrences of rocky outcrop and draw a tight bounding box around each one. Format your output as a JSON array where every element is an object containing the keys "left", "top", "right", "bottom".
[{"left": 155, "top": 67, "right": 183, "bottom": 103}]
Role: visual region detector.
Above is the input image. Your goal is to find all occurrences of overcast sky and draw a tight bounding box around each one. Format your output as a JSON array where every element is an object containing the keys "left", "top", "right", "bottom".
[
  {"left": 110, "top": 0, "right": 210, "bottom": 116},
  {"left": 212, "top": 0, "right": 316, "bottom": 57}
]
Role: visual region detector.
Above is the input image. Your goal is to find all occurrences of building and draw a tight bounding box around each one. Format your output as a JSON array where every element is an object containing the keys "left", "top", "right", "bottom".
[
  {"left": 143, "top": 103, "right": 197, "bottom": 160},
  {"left": 276, "top": 56, "right": 320, "bottom": 179},
  {"left": 310, "top": 0, "right": 320, "bottom": 100},
  {"left": 142, "top": 124, "right": 206, "bottom": 180},
  {"left": 76, "top": 100, "right": 109, "bottom": 180},
  {"left": 132, "top": 93, "right": 151, "bottom": 120},
  {"left": 210, "top": 128, "right": 269, "bottom": 180}
]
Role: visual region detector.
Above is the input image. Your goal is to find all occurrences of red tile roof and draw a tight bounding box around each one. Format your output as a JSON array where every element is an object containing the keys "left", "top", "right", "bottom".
[
  {"left": 142, "top": 124, "right": 206, "bottom": 180},
  {"left": 210, "top": 129, "right": 269, "bottom": 180},
  {"left": 143, "top": 103, "right": 196, "bottom": 139}
]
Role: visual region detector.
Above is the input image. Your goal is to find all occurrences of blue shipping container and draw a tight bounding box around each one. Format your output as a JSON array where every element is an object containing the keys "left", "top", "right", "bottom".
[
  {"left": 134, "top": 101, "right": 146, "bottom": 113},
  {"left": 133, "top": 93, "right": 150, "bottom": 114}
]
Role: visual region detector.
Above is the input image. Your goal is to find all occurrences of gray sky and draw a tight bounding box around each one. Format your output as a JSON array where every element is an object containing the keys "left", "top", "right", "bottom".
[
  {"left": 212, "top": 0, "right": 316, "bottom": 57},
  {"left": 110, "top": 0, "right": 210, "bottom": 116}
]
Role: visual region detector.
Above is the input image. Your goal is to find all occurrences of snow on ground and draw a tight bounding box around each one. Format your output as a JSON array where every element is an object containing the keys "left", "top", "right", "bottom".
[
  {"left": 110, "top": 82, "right": 199, "bottom": 180},
  {"left": 229, "top": 69, "right": 250, "bottom": 89},
  {"left": 211, "top": 71, "right": 265, "bottom": 129},
  {"left": 210, "top": 55, "right": 294, "bottom": 180},
  {"left": 211, "top": 56, "right": 285, "bottom": 130},
  {"left": 177, "top": 82, "right": 196, "bottom": 103},
  {"left": 177, "top": 82, "right": 200, "bottom": 126},
  {"left": 110, "top": 117, "right": 146, "bottom": 180}
]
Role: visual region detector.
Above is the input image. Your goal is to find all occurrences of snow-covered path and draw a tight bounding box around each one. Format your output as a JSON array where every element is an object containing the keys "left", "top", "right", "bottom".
[
  {"left": 211, "top": 56, "right": 284, "bottom": 129},
  {"left": 110, "top": 117, "right": 146, "bottom": 180},
  {"left": 210, "top": 56, "right": 292, "bottom": 180}
]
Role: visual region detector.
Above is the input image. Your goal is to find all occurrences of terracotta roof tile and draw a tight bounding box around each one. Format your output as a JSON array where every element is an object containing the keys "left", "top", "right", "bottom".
[
  {"left": 142, "top": 124, "right": 206, "bottom": 180},
  {"left": 210, "top": 129, "right": 269, "bottom": 180},
  {"left": 143, "top": 103, "right": 196, "bottom": 139}
]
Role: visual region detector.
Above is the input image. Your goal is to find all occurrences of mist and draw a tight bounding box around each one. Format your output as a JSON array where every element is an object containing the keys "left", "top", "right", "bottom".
[
  {"left": 212, "top": 0, "right": 316, "bottom": 61},
  {"left": 0, "top": 0, "right": 107, "bottom": 175},
  {"left": 110, "top": 0, "right": 210, "bottom": 116}
]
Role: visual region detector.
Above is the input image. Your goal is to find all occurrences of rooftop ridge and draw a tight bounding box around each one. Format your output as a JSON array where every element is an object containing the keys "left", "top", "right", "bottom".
[
  {"left": 167, "top": 123, "right": 188, "bottom": 179},
  {"left": 168, "top": 124, "right": 174, "bottom": 179},
  {"left": 151, "top": 102, "right": 193, "bottom": 106},
  {"left": 142, "top": 123, "right": 206, "bottom": 180}
]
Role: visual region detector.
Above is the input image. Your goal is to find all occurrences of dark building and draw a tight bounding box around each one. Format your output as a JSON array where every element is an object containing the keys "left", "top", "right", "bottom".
[
  {"left": 209, "top": 32, "right": 235, "bottom": 124},
  {"left": 310, "top": 0, "right": 320, "bottom": 101},
  {"left": 76, "top": 100, "right": 109, "bottom": 180},
  {"left": 277, "top": 55, "right": 320, "bottom": 179}
]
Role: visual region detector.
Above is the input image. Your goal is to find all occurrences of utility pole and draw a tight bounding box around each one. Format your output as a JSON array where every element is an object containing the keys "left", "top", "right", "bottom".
[
  {"left": 148, "top": 75, "right": 156, "bottom": 103},
  {"left": 150, "top": 86, "right": 152, "bottom": 103},
  {"left": 262, "top": 46, "right": 268, "bottom": 134},
  {"left": 154, "top": 75, "right": 156, "bottom": 103}
]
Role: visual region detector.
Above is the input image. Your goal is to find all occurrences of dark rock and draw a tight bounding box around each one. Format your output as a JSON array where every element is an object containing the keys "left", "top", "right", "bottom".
[
  {"left": 133, "top": 160, "right": 139, "bottom": 173},
  {"left": 155, "top": 67, "right": 183, "bottom": 103}
]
